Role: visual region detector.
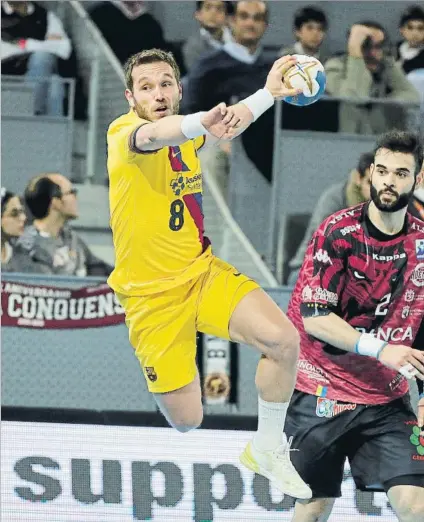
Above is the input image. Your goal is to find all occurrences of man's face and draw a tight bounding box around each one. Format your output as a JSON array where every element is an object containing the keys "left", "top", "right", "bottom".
[
  {"left": 296, "top": 21, "right": 326, "bottom": 52},
  {"left": 401, "top": 19, "right": 424, "bottom": 48},
  {"left": 231, "top": 1, "right": 267, "bottom": 48},
  {"left": 370, "top": 148, "right": 416, "bottom": 213},
  {"left": 363, "top": 27, "right": 386, "bottom": 71},
  {"left": 195, "top": 1, "right": 227, "bottom": 31},
  {"left": 358, "top": 168, "right": 372, "bottom": 201},
  {"left": 50, "top": 175, "right": 79, "bottom": 220},
  {"left": 125, "top": 61, "right": 181, "bottom": 121}
]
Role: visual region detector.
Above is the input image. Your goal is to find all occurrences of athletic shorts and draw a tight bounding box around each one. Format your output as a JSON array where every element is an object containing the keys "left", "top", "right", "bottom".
[
  {"left": 117, "top": 256, "right": 259, "bottom": 393},
  {"left": 285, "top": 390, "right": 424, "bottom": 498}
]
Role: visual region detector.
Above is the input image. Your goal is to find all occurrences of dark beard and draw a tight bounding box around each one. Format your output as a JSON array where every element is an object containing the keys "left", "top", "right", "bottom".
[{"left": 370, "top": 182, "right": 415, "bottom": 213}]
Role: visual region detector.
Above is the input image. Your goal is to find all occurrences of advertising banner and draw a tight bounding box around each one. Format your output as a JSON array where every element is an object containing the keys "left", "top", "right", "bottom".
[{"left": 1, "top": 422, "right": 397, "bottom": 522}]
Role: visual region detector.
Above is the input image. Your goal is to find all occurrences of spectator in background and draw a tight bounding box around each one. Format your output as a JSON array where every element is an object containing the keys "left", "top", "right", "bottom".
[
  {"left": 183, "top": 0, "right": 275, "bottom": 192},
  {"left": 19, "top": 174, "right": 113, "bottom": 277},
  {"left": 1, "top": 1, "right": 71, "bottom": 116},
  {"left": 288, "top": 151, "right": 375, "bottom": 285},
  {"left": 325, "top": 21, "right": 420, "bottom": 134},
  {"left": 89, "top": 1, "right": 185, "bottom": 72},
  {"left": 279, "top": 5, "right": 328, "bottom": 62},
  {"left": 183, "top": 1, "right": 233, "bottom": 71},
  {"left": 397, "top": 5, "right": 424, "bottom": 75},
  {"left": 1, "top": 188, "right": 37, "bottom": 272}
]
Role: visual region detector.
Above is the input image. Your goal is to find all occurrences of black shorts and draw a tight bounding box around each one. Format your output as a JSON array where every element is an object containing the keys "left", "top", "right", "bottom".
[{"left": 285, "top": 390, "right": 424, "bottom": 498}]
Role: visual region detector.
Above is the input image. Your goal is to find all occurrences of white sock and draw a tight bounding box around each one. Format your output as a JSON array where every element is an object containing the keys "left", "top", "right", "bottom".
[{"left": 253, "top": 396, "right": 288, "bottom": 452}]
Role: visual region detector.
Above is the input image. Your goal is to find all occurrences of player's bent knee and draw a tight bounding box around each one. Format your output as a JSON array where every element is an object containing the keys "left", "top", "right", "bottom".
[
  {"left": 170, "top": 410, "right": 204, "bottom": 433},
  {"left": 259, "top": 321, "right": 300, "bottom": 362},
  {"left": 394, "top": 497, "right": 424, "bottom": 521}
]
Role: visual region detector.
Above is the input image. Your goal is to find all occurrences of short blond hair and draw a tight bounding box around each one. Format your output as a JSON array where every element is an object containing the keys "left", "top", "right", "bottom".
[{"left": 124, "top": 49, "right": 181, "bottom": 91}]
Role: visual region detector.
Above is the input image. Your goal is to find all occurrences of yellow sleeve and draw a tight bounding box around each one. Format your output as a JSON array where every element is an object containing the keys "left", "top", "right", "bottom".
[
  {"left": 107, "top": 115, "right": 161, "bottom": 164},
  {"left": 193, "top": 134, "right": 206, "bottom": 152}
]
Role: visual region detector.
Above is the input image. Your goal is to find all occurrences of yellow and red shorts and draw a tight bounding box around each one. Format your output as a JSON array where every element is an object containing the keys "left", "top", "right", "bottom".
[{"left": 117, "top": 256, "right": 259, "bottom": 393}]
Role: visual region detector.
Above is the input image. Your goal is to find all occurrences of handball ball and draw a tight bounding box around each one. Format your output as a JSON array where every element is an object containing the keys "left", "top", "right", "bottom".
[{"left": 283, "top": 54, "right": 326, "bottom": 107}]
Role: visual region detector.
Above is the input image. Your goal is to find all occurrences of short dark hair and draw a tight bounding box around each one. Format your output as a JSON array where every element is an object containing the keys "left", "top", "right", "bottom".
[
  {"left": 294, "top": 6, "right": 328, "bottom": 31},
  {"left": 400, "top": 5, "right": 424, "bottom": 27},
  {"left": 196, "top": 1, "right": 234, "bottom": 15},
  {"left": 1, "top": 187, "right": 15, "bottom": 215},
  {"left": 234, "top": 0, "right": 269, "bottom": 23},
  {"left": 373, "top": 130, "right": 423, "bottom": 176},
  {"left": 124, "top": 49, "right": 181, "bottom": 91},
  {"left": 357, "top": 152, "right": 375, "bottom": 178},
  {"left": 25, "top": 176, "right": 62, "bottom": 219}
]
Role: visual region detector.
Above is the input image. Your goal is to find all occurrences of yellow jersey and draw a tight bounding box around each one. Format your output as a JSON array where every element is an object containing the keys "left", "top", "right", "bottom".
[{"left": 107, "top": 110, "right": 212, "bottom": 296}]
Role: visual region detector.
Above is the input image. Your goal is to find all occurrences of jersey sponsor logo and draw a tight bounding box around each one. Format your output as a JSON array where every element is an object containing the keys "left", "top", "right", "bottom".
[
  {"left": 411, "top": 221, "right": 424, "bottom": 233},
  {"left": 408, "top": 424, "right": 424, "bottom": 460},
  {"left": 355, "top": 326, "right": 414, "bottom": 342},
  {"left": 372, "top": 252, "right": 406, "bottom": 262},
  {"left": 411, "top": 263, "right": 424, "bottom": 287},
  {"left": 297, "top": 359, "right": 330, "bottom": 384},
  {"left": 313, "top": 249, "right": 332, "bottom": 264},
  {"left": 301, "top": 285, "right": 338, "bottom": 306},
  {"left": 388, "top": 373, "right": 405, "bottom": 392},
  {"left": 315, "top": 397, "right": 357, "bottom": 418},
  {"left": 170, "top": 175, "right": 185, "bottom": 196},
  {"left": 416, "top": 239, "right": 424, "bottom": 260},
  {"left": 401, "top": 306, "right": 410, "bottom": 319},
  {"left": 340, "top": 224, "right": 361, "bottom": 236},
  {"left": 328, "top": 209, "right": 356, "bottom": 225},
  {"left": 404, "top": 289, "right": 415, "bottom": 303}
]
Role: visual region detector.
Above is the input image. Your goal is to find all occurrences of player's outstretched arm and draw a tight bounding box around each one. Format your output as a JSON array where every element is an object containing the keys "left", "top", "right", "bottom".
[
  {"left": 215, "top": 55, "right": 303, "bottom": 141},
  {"left": 303, "top": 312, "right": 424, "bottom": 380},
  {"left": 133, "top": 102, "right": 239, "bottom": 151}
]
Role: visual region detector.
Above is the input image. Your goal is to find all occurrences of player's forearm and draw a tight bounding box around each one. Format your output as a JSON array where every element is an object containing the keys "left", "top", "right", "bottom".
[
  {"left": 134, "top": 114, "right": 206, "bottom": 151},
  {"left": 303, "top": 313, "right": 361, "bottom": 353}
]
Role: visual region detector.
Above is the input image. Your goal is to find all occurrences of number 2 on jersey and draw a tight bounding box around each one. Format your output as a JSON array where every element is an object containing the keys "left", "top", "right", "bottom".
[
  {"left": 375, "top": 293, "right": 391, "bottom": 316},
  {"left": 169, "top": 199, "right": 185, "bottom": 231}
]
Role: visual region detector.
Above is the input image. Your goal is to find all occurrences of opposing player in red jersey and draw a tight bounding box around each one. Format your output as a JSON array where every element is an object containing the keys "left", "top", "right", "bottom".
[{"left": 286, "top": 130, "right": 424, "bottom": 522}]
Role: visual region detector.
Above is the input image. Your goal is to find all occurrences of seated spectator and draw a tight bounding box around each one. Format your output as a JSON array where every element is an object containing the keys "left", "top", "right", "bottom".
[
  {"left": 1, "top": 1, "right": 71, "bottom": 116},
  {"left": 1, "top": 187, "right": 37, "bottom": 272},
  {"left": 183, "top": 0, "right": 276, "bottom": 189},
  {"left": 279, "top": 6, "right": 328, "bottom": 62},
  {"left": 288, "top": 151, "right": 374, "bottom": 284},
  {"left": 397, "top": 5, "right": 424, "bottom": 75},
  {"left": 183, "top": 1, "right": 233, "bottom": 71},
  {"left": 19, "top": 174, "right": 113, "bottom": 277},
  {"left": 325, "top": 21, "right": 420, "bottom": 134}
]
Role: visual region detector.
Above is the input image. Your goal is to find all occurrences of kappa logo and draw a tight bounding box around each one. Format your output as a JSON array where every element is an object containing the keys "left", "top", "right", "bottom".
[
  {"left": 144, "top": 367, "right": 157, "bottom": 383},
  {"left": 372, "top": 252, "right": 406, "bottom": 262},
  {"left": 313, "top": 249, "right": 332, "bottom": 264}
]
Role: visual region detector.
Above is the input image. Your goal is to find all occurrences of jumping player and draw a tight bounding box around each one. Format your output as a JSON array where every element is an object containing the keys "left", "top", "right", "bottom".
[
  {"left": 106, "top": 48, "right": 311, "bottom": 498},
  {"left": 285, "top": 130, "right": 424, "bottom": 521}
]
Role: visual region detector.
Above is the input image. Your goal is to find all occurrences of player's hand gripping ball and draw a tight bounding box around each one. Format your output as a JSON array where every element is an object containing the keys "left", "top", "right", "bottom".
[{"left": 283, "top": 54, "right": 326, "bottom": 106}]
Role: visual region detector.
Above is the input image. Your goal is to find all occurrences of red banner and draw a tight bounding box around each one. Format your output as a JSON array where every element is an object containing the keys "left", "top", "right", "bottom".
[{"left": 1, "top": 281, "right": 125, "bottom": 329}]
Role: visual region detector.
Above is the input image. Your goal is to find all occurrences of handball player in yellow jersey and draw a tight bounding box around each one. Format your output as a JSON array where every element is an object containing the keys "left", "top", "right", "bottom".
[{"left": 107, "top": 46, "right": 311, "bottom": 499}]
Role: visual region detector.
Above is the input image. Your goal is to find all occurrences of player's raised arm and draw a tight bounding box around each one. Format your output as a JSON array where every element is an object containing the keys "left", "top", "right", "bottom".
[
  {"left": 132, "top": 102, "right": 239, "bottom": 151},
  {"left": 215, "top": 55, "right": 303, "bottom": 140}
]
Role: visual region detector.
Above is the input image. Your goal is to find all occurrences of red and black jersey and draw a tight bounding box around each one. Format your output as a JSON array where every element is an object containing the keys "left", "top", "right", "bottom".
[{"left": 288, "top": 202, "right": 424, "bottom": 405}]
